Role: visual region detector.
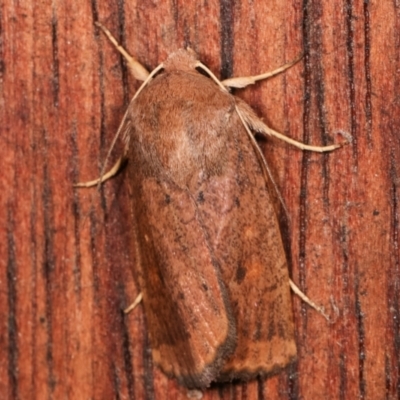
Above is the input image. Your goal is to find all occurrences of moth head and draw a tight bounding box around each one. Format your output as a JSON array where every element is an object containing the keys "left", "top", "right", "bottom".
[{"left": 163, "top": 48, "right": 199, "bottom": 72}]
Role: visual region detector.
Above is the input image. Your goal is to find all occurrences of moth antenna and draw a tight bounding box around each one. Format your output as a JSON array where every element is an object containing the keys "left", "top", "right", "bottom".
[
  {"left": 196, "top": 61, "right": 295, "bottom": 215},
  {"left": 234, "top": 104, "right": 290, "bottom": 217},
  {"left": 97, "top": 63, "right": 164, "bottom": 191},
  {"left": 195, "top": 61, "right": 229, "bottom": 93},
  {"left": 236, "top": 105, "right": 333, "bottom": 322}
]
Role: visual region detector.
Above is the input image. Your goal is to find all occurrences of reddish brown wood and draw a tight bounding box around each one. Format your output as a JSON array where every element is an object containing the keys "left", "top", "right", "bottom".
[{"left": 1, "top": 1, "right": 399, "bottom": 399}]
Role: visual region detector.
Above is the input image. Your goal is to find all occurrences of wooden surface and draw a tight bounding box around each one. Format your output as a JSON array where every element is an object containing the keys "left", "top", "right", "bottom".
[{"left": 1, "top": 1, "right": 399, "bottom": 399}]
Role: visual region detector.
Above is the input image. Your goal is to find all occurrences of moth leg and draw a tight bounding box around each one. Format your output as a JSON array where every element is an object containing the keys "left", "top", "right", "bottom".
[
  {"left": 289, "top": 279, "right": 330, "bottom": 321},
  {"left": 221, "top": 55, "right": 302, "bottom": 89},
  {"left": 74, "top": 156, "right": 125, "bottom": 188},
  {"left": 95, "top": 22, "right": 149, "bottom": 82},
  {"left": 186, "top": 389, "right": 204, "bottom": 399},
  {"left": 124, "top": 292, "right": 143, "bottom": 314},
  {"left": 236, "top": 101, "right": 348, "bottom": 152}
]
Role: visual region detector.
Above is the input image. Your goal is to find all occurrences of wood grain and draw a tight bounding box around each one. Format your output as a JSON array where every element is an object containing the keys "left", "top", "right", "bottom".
[{"left": 1, "top": 0, "right": 399, "bottom": 399}]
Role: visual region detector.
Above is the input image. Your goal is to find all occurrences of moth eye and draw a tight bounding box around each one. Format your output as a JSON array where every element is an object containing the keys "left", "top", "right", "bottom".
[
  {"left": 202, "top": 283, "right": 208, "bottom": 291},
  {"left": 165, "top": 194, "right": 171, "bottom": 204}
]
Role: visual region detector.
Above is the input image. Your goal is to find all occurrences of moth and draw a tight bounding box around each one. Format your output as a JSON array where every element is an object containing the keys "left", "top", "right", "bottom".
[{"left": 77, "top": 23, "right": 343, "bottom": 389}]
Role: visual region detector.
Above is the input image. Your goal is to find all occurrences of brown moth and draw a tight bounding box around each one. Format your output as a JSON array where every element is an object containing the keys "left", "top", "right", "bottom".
[{"left": 77, "top": 23, "right": 343, "bottom": 389}]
